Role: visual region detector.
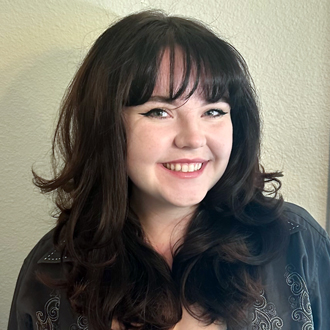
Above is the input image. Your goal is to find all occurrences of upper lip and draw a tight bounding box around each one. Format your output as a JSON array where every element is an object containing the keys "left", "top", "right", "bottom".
[{"left": 163, "top": 158, "right": 208, "bottom": 164}]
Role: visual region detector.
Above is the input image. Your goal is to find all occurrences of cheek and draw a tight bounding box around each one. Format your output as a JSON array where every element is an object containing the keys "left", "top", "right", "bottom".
[
  {"left": 126, "top": 127, "right": 162, "bottom": 164},
  {"left": 211, "top": 122, "right": 233, "bottom": 156},
  {"left": 224, "top": 127, "right": 233, "bottom": 153}
]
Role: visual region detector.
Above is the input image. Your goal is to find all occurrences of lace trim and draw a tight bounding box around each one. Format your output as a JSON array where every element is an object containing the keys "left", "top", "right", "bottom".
[
  {"left": 36, "top": 291, "right": 60, "bottom": 330},
  {"left": 284, "top": 264, "right": 314, "bottom": 329},
  {"left": 70, "top": 315, "right": 89, "bottom": 330},
  {"left": 251, "top": 290, "right": 284, "bottom": 329},
  {"left": 36, "top": 291, "right": 88, "bottom": 329}
]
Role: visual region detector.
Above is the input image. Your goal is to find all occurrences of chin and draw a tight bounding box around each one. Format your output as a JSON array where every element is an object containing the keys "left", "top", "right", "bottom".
[{"left": 166, "top": 194, "right": 206, "bottom": 209}]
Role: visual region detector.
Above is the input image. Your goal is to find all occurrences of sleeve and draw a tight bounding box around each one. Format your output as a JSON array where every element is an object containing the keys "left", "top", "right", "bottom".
[
  {"left": 281, "top": 203, "right": 330, "bottom": 329},
  {"left": 7, "top": 230, "right": 56, "bottom": 330},
  {"left": 309, "top": 230, "right": 330, "bottom": 330},
  {"left": 8, "top": 257, "right": 35, "bottom": 330},
  {"left": 7, "top": 230, "right": 79, "bottom": 330}
]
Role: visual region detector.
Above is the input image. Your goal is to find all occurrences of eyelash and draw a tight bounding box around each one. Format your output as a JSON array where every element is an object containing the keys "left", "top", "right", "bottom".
[
  {"left": 203, "top": 109, "right": 227, "bottom": 118},
  {"left": 139, "top": 108, "right": 169, "bottom": 119},
  {"left": 139, "top": 108, "right": 227, "bottom": 119}
]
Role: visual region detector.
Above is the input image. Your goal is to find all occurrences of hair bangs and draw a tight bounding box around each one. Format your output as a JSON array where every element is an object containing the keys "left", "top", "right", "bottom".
[
  {"left": 176, "top": 36, "right": 243, "bottom": 105},
  {"left": 125, "top": 21, "right": 242, "bottom": 107}
]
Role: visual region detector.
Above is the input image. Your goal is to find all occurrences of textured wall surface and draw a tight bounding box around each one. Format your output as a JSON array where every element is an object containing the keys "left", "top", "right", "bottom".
[{"left": 1, "top": 0, "right": 329, "bottom": 328}]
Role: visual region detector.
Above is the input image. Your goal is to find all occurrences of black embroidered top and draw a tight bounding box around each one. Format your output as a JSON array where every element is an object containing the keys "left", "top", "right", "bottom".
[{"left": 7, "top": 203, "right": 330, "bottom": 330}]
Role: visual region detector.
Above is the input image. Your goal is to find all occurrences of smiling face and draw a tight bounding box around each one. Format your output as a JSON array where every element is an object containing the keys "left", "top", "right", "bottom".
[{"left": 124, "top": 49, "right": 233, "bottom": 216}]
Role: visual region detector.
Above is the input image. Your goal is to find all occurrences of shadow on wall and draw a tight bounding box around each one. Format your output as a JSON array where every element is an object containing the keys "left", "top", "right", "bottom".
[
  {"left": 0, "top": 0, "right": 118, "bottom": 176},
  {"left": 0, "top": 0, "right": 117, "bottom": 328},
  {"left": 0, "top": 0, "right": 118, "bottom": 211}
]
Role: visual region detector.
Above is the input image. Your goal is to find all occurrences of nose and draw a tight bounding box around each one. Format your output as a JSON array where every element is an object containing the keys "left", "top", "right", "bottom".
[{"left": 174, "top": 119, "right": 206, "bottom": 149}]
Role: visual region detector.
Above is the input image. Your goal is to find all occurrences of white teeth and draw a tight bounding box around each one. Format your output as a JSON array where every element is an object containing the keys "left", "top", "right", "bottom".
[
  {"left": 188, "top": 164, "right": 195, "bottom": 172},
  {"left": 163, "top": 163, "right": 203, "bottom": 172},
  {"left": 182, "top": 164, "right": 188, "bottom": 172}
]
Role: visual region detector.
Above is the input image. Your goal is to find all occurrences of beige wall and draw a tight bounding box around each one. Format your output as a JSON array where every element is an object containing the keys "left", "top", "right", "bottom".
[{"left": 1, "top": 0, "right": 329, "bottom": 327}]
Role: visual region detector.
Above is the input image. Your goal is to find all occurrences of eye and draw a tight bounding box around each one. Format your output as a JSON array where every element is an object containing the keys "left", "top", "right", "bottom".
[
  {"left": 203, "top": 109, "right": 227, "bottom": 118},
  {"left": 139, "top": 108, "right": 170, "bottom": 119}
]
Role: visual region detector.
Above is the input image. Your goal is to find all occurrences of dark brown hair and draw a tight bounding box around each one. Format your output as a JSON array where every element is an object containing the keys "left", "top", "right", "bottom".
[{"left": 34, "top": 10, "right": 288, "bottom": 330}]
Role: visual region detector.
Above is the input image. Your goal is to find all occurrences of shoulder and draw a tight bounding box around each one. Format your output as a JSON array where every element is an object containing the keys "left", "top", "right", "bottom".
[
  {"left": 9, "top": 228, "right": 59, "bottom": 307},
  {"left": 281, "top": 201, "right": 330, "bottom": 268},
  {"left": 13, "top": 228, "right": 61, "bottom": 292},
  {"left": 253, "top": 203, "right": 330, "bottom": 329},
  {"left": 8, "top": 229, "right": 81, "bottom": 330},
  {"left": 23, "top": 229, "right": 57, "bottom": 266},
  {"left": 22, "top": 228, "right": 71, "bottom": 266},
  {"left": 282, "top": 201, "right": 329, "bottom": 239}
]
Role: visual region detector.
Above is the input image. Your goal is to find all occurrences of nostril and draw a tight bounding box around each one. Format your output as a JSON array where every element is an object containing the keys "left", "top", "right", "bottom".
[{"left": 174, "top": 131, "right": 206, "bottom": 149}]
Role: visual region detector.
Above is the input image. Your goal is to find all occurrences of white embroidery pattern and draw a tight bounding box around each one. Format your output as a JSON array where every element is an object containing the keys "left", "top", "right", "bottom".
[
  {"left": 36, "top": 291, "right": 60, "bottom": 330},
  {"left": 284, "top": 264, "right": 314, "bottom": 330},
  {"left": 70, "top": 315, "right": 89, "bottom": 330},
  {"left": 251, "top": 290, "right": 283, "bottom": 329}
]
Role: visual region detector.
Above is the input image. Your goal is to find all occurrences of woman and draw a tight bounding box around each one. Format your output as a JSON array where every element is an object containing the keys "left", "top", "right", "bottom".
[{"left": 8, "top": 10, "right": 330, "bottom": 330}]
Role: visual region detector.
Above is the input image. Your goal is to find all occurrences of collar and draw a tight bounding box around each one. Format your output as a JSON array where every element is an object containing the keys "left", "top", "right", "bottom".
[
  {"left": 38, "top": 247, "right": 70, "bottom": 264},
  {"left": 38, "top": 218, "right": 304, "bottom": 265},
  {"left": 287, "top": 218, "right": 305, "bottom": 234}
]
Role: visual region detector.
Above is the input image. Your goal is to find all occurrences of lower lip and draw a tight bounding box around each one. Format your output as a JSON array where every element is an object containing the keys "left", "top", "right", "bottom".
[{"left": 160, "top": 162, "right": 207, "bottom": 179}]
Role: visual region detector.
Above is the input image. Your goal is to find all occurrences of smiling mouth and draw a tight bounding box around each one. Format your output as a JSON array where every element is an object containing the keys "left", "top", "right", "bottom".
[{"left": 163, "top": 163, "right": 203, "bottom": 172}]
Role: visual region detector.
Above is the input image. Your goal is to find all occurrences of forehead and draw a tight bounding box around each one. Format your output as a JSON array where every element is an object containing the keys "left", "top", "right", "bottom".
[{"left": 153, "top": 48, "right": 201, "bottom": 98}]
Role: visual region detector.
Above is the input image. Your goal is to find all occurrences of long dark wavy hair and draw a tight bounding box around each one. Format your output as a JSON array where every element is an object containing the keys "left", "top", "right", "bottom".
[{"left": 34, "top": 10, "right": 288, "bottom": 330}]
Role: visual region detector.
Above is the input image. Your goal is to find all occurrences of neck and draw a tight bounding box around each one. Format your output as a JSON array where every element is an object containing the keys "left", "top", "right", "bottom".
[{"left": 130, "top": 192, "right": 197, "bottom": 265}]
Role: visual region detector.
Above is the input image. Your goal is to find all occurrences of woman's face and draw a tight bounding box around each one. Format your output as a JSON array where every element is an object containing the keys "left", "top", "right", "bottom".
[{"left": 124, "top": 50, "right": 233, "bottom": 214}]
